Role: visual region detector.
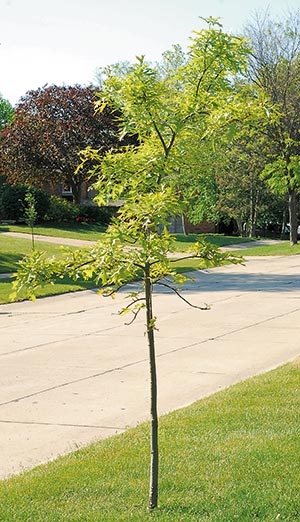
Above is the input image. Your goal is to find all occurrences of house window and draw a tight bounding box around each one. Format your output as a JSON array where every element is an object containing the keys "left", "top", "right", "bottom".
[{"left": 62, "top": 185, "right": 73, "bottom": 195}]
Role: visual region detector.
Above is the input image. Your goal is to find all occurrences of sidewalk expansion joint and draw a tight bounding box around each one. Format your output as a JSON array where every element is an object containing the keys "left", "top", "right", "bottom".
[
  {"left": 1, "top": 304, "right": 300, "bottom": 409},
  {"left": 0, "top": 419, "right": 125, "bottom": 430}
]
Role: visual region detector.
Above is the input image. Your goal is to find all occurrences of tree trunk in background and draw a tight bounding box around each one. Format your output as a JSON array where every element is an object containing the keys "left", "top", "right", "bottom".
[
  {"left": 70, "top": 182, "right": 82, "bottom": 205},
  {"left": 145, "top": 262, "right": 159, "bottom": 509},
  {"left": 288, "top": 189, "right": 298, "bottom": 245},
  {"left": 181, "top": 214, "right": 188, "bottom": 235},
  {"left": 281, "top": 208, "right": 288, "bottom": 240},
  {"left": 236, "top": 219, "right": 243, "bottom": 237}
]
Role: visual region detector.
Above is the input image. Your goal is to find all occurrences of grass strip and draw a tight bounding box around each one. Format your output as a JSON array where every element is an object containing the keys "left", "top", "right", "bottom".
[
  {"left": 231, "top": 243, "right": 300, "bottom": 257},
  {"left": 0, "top": 276, "right": 96, "bottom": 304},
  {"left": 0, "top": 235, "right": 97, "bottom": 303},
  {"left": 172, "top": 233, "right": 254, "bottom": 252},
  {"left": 0, "top": 235, "right": 78, "bottom": 273},
  {"left": 0, "top": 223, "right": 106, "bottom": 242},
  {"left": 0, "top": 361, "right": 299, "bottom": 521}
]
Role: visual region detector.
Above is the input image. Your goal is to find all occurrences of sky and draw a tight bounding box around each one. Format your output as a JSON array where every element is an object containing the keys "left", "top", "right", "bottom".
[{"left": 1, "top": 0, "right": 299, "bottom": 105}]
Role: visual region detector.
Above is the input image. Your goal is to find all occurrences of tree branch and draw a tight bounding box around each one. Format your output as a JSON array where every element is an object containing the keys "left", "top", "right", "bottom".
[
  {"left": 170, "top": 254, "right": 199, "bottom": 263},
  {"left": 123, "top": 307, "right": 144, "bottom": 326},
  {"left": 155, "top": 281, "right": 209, "bottom": 310}
]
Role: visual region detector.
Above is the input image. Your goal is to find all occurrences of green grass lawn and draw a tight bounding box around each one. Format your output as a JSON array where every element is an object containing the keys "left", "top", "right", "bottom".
[
  {"left": 0, "top": 361, "right": 299, "bottom": 521},
  {"left": 172, "top": 233, "right": 254, "bottom": 252},
  {"left": 0, "top": 235, "right": 97, "bottom": 304},
  {"left": 0, "top": 276, "right": 96, "bottom": 305},
  {"left": 231, "top": 242, "right": 300, "bottom": 257},
  {"left": 0, "top": 222, "right": 107, "bottom": 242},
  {"left": 0, "top": 234, "right": 79, "bottom": 273}
]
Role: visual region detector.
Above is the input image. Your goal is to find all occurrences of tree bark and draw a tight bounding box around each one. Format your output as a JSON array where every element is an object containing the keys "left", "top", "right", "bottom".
[
  {"left": 181, "top": 214, "right": 188, "bottom": 235},
  {"left": 70, "top": 182, "right": 82, "bottom": 205},
  {"left": 280, "top": 208, "right": 287, "bottom": 240},
  {"left": 288, "top": 189, "right": 298, "bottom": 245},
  {"left": 249, "top": 184, "right": 259, "bottom": 238},
  {"left": 236, "top": 218, "right": 243, "bottom": 237},
  {"left": 145, "top": 262, "right": 159, "bottom": 509}
]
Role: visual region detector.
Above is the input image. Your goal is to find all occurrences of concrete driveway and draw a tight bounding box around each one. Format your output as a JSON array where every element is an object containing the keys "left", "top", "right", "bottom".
[{"left": 1, "top": 254, "right": 300, "bottom": 479}]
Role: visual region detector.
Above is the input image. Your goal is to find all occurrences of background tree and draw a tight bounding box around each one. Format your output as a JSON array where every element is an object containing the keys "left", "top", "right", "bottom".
[
  {"left": 13, "top": 19, "right": 249, "bottom": 509},
  {"left": 244, "top": 9, "right": 300, "bottom": 244},
  {"left": 0, "top": 94, "right": 14, "bottom": 130},
  {"left": 215, "top": 116, "right": 286, "bottom": 237},
  {"left": 0, "top": 85, "right": 125, "bottom": 204}
]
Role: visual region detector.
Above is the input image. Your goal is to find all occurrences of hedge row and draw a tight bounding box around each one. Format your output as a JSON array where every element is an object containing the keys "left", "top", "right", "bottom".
[{"left": 0, "top": 184, "right": 116, "bottom": 225}]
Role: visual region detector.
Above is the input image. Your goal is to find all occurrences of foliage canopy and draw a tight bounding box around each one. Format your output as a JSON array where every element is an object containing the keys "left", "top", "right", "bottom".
[{"left": 0, "top": 85, "right": 126, "bottom": 203}]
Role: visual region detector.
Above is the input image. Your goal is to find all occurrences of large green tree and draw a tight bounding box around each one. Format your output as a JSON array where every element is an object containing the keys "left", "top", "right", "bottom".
[
  {"left": 0, "top": 85, "right": 125, "bottom": 204},
  {"left": 215, "top": 113, "right": 286, "bottom": 237},
  {"left": 13, "top": 18, "right": 250, "bottom": 509},
  {"left": 244, "top": 9, "right": 300, "bottom": 244}
]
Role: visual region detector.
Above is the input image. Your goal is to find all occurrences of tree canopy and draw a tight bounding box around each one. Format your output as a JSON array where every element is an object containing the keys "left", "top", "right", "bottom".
[{"left": 0, "top": 85, "right": 125, "bottom": 203}]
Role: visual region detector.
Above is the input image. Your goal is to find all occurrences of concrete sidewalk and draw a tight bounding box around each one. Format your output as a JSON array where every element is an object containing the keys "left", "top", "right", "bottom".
[{"left": 1, "top": 254, "right": 300, "bottom": 479}]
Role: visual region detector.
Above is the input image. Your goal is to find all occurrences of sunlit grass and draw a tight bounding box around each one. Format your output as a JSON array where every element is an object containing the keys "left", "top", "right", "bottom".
[
  {"left": 0, "top": 222, "right": 106, "bottom": 241},
  {"left": 231, "top": 242, "right": 300, "bottom": 257},
  {"left": 0, "top": 235, "right": 96, "bottom": 303},
  {"left": 0, "top": 235, "right": 77, "bottom": 273},
  {"left": 0, "top": 276, "right": 96, "bottom": 305},
  {"left": 173, "top": 233, "right": 253, "bottom": 252}
]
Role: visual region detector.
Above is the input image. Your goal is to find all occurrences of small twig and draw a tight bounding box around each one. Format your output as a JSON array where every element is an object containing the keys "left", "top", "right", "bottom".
[
  {"left": 102, "top": 284, "right": 127, "bottom": 297},
  {"left": 125, "top": 297, "right": 146, "bottom": 308},
  {"left": 155, "top": 281, "right": 209, "bottom": 310},
  {"left": 124, "top": 307, "right": 143, "bottom": 326},
  {"left": 65, "top": 258, "right": 95, "bottom": 272}
]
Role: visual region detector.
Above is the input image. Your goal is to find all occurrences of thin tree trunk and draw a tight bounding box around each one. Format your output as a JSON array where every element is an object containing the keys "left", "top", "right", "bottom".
[
  {"left": 249, "top": 184, "right": 255, "bottom": 238},
  {"left": 280, "top": 208, "right": 287, "bottom": 240},
  {"left": 31, "top": 225, "right": 35, "bottom": 251},
  {"left": 249, "top": 184, "right": 259, "bottom": 238},
  {"left": 71, "top": 182, "right": 82, "bottom": 205},
  {"left": 181, "top": 214, "right": 188, "bottom": 235},
  {"left": 145, "top": 262, "right": 159, "bottom": 509},
  {"left": 236, "top": 218, "right": 243, "bottom": 237},
  {"left": 288, "top": 189, "right": 298, "bottom": 245}
]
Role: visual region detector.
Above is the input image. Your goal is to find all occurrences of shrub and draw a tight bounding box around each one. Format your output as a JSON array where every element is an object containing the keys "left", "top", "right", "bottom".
[
  {"left": 44, "top": 195, "right": 75, "bottom": 222},
  {"left": 0, "top": 184, "right": 50, "bottom": 222},
  {"left": 73, "top": 204, "right": 118, "bottom": 224}
]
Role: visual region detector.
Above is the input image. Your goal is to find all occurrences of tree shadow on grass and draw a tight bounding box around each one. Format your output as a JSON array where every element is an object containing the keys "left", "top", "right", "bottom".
[{"left": 0, "top": 253, "right": 23, "bottom": 273}]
